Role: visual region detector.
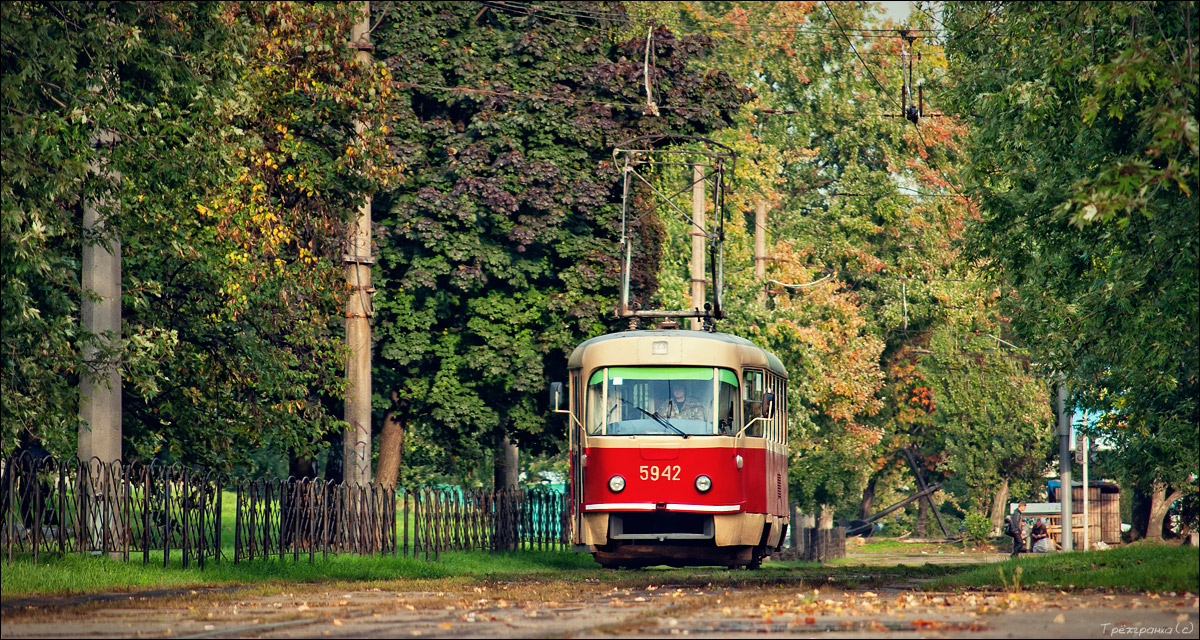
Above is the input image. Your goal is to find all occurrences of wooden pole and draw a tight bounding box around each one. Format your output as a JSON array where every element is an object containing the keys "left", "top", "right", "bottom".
[
  {"left": 754, "top": 199, "right": 766, "bottom": 279},
  {"left": 690, "top": 164, "right": 706, "bottom": 330}
]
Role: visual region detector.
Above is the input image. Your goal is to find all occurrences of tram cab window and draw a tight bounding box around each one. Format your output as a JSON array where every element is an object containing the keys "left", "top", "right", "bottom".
[
  {"left": 743, "top": 369, "right": 766, "bottom": 437},
  {"left": 715, "top": 370, "right": 739, "bottom": 435},
  {"left": 585, "top": 367, "right": 738, "bottom": 436}
]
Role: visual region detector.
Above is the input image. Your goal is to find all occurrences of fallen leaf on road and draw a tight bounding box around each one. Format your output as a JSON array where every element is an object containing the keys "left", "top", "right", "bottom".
[{"left": 1053, "top": 613, "right": 1066, "bottom": 624}]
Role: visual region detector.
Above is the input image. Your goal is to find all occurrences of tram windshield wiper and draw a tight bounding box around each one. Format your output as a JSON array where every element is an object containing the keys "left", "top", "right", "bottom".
[{"left": 622, "top": 399, "right": 688, "bottom": 438}]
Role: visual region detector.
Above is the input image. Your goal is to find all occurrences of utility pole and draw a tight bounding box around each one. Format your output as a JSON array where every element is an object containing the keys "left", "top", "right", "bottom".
[
  {"left": 754, "top": 199, "right": 766, "bottom": 279},
  {"left": 1057, "top": 382, "right": 1073, "bottom": 551},
  {"left": 79, "top": 129, "right": 122, "bottom": 555},
  {"left": 343, "top": 2, "right": 374, "bottom": 486},
  {"left": 690, "top": 164, "right": 706, "bottom": 330}
]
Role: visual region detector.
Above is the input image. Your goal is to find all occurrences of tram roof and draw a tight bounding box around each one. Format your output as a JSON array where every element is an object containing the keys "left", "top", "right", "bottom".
[{"left": 567, "top": 329, "right": 787, "bottom": 377}]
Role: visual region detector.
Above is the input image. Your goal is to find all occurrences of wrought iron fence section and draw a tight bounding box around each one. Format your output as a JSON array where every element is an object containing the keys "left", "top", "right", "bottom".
[
  {"left": 232, "top": 478, "right": 395, "bottom": 563},
  {"left": 2, "top": 455, "right": 220, "bottom": 567},
  {"left": 5, "top": 454, "right": 566, "bottom": 566},
  {"left": 403, "top": 486, "right": 566, "bottom": 558}
]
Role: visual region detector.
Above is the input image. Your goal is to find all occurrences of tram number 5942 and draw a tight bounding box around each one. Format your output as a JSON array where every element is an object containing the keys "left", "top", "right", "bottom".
[{"left": 639, "top": 464, "right": 681, "bottom": 482}]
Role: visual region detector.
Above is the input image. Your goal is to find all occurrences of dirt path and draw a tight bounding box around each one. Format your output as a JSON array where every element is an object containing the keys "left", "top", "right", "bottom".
[{"left": 3, "top": 577, "right": 1195, "bottom": 639}]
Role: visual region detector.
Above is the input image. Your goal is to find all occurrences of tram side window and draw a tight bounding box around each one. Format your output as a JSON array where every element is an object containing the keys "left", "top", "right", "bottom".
[
  {"left": 743, "top": 369, "right": 765, "bottom": 437},
  {"left": 774, "top": 380, "right": 787, "bottom": 444},
  {"left": 765, "top": 372, "right": 783, "bottom": 443},
  {"left": 716, "top": 369, "right": 739, "bottom": 435},
  {"left": 586, "top": 374, "right": 605, "bottom": 435}
]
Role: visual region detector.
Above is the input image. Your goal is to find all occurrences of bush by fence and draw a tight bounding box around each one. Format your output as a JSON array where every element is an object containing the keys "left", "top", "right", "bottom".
[{"left": 2, "top": 455, "right": 567, "bottom": 567}]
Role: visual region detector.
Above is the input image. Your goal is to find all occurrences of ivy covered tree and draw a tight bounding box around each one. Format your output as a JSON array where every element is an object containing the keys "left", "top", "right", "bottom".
[
  {"left": 944, "top": 0, "right": 1198, "bottom": 539},
  {"left": 371, "top": 1, "right": 750, "bottom": 485}
]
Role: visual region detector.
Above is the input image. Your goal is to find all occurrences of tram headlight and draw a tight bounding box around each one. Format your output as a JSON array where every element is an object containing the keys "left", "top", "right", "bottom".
[
  {"left": 695, "top": 475, "right": 713, "bottom": 493},
  {"left": 608, "top": 475, "right": 626, "bottom": 493}
]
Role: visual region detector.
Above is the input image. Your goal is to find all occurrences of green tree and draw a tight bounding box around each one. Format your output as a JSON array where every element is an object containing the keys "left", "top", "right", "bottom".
[
  {"left": 643, "top": 2, "right": 998, "bottom": 523},
  {"left": 923, "top": 328, "right": 1055, "bottom": 513},
  {"left": 123, "top": 1, "right": 397, "bottom": 466},
  {"left": 2, "top": 2, "right": 394, "bottom": 467},
  {"left": 944, "top": 1, "right": 1199, "bottom": 539},
  {"left": 2, "top": 1, "right": 247, "bottom": 456}
]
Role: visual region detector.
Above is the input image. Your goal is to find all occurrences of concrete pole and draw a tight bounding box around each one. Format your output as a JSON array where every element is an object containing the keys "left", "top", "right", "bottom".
[
  {"left": 343, "top": 3, "right": 373, "bottom": 486},
  {"left": 1057, "top": 382, "right": 1073, "bottom": 551},
  {"left": 690, "top": 164, "right": 706, "bottom": 330},
  {"left": 79, "top": 130, "right": 122, "bottom": 555},
  {"left": 754, "top": 199, "right": 766, "bottom": 278},
  {"left": 79, "top": 170, "right": 122, "bottom": 463},
  {"left": 1082, "top": 434, "right": 1089, "bottom": 551}
]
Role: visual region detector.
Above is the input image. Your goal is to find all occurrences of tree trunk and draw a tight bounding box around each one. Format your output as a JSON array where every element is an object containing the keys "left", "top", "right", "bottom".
[
  {"left": 494, "top": 433, "right": 519, "bottom": 490},
  {"left": 323, "top": 429, "right": 343, "bottom": 483},
  {"left": 289, "top": 454, "right": 317, "bottom": 479},
  {"left": 1131, "top": 485, "right": 1151, "bottom": 540},
  {"left": 375, "top": 408, "right": 405, "bottom": 487},
  {"left": 859, "top": 473, "right": 878, "bottom": 520},
  {"left": 1146, "top": 481, "right": 1182, "bottom": 541},
  {"left": 818, "top": 504, "right": 834, "bottom": 529},
  {"left": 493, "top": 434, "right": 519, "bottom": 551},
  {"left": 283, "top": 453, "right": 317, "bottom": 548},
  {"left": 989, "top": 478, "right": 1010, "bottom": 536}
]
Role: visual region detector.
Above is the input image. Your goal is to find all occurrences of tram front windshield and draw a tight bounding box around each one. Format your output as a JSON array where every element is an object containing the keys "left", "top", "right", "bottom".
[{"left": 586, "top": 367, "right": 739, "bottom": 436}]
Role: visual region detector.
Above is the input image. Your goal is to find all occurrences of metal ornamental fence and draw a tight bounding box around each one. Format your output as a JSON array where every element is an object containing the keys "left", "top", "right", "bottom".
[
  {"left": 234, "top": 478, "right": 396, "bottom": 562},
  {"left": 1, "top": 454, "right": 221, "bottom": 567},
  {"left": 2, "top": 455, "right": 567, "bottom": 566},
  {"left": 404, "top": 486, "right": 566, "bottom": 561}
]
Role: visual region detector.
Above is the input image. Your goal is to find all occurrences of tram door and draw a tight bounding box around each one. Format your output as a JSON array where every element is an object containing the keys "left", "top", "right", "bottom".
[{"left": 568, "top": 371, "right": 584, "bottom": 545}]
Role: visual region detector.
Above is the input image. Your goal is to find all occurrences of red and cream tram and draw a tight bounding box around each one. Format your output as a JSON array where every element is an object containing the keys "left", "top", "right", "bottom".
[{"left": 551, "top": 327, "right": 789, "bottom": 568}]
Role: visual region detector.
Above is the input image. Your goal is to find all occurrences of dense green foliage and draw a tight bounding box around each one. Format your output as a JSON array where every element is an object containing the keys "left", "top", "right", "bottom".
[
  {"left": 960, "top": 512, "right": 991, "bottom": 544},
  {"left": 2, "top": 1, "right": 248, "bottom": 456},
  {"left": 943, "top": 1, "right": 1198, "bottom": 519},
  {"left": 638, "top": 1, "right": 1056, "bottom": 521},
  {"left": 2, "top": 2, "right": 393, "bottom": 465}
]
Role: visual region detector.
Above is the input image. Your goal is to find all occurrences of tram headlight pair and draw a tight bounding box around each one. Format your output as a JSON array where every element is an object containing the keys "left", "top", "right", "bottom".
[{"left": 608, "top": 474, "right": 711, "bottom": 493}]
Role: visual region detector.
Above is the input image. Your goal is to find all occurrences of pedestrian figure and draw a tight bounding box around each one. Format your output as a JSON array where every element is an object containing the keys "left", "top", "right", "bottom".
[
  {"left": 1031, "top": 519, "right": 1057, "bottom": 553},
  {"left": 1007, "top": 501, "right": 1027, "bottom": 558}
]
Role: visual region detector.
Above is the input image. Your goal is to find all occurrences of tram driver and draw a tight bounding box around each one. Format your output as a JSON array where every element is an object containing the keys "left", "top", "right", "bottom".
[{"left": 663, "top": 384, "right": 708, "bottom": 421}]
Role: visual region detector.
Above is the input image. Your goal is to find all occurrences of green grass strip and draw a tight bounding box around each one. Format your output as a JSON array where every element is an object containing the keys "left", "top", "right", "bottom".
[{"left": 931, "top": 543, "right": 1199, "bottom": 593}]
